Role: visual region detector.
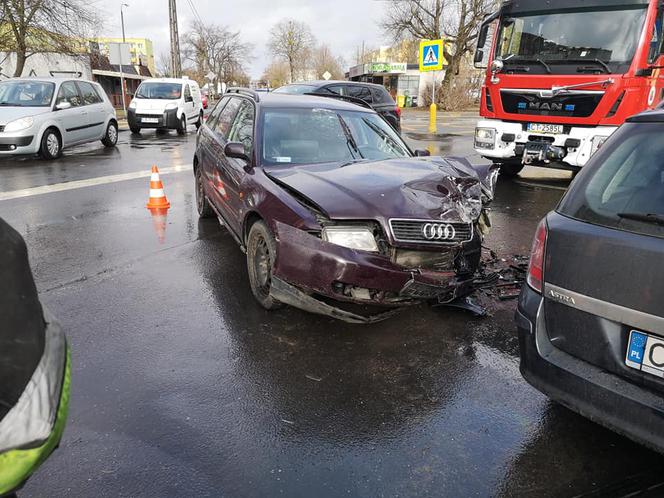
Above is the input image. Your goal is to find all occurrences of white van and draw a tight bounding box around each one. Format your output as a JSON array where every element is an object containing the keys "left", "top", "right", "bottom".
[{"left": 127, "top": 78, "right": 203, "bottom": 135}]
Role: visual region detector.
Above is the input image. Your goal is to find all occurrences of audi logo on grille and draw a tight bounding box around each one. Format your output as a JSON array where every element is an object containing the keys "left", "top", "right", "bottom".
[{"left": 422, "top": 223, "right": 456, "bottom": 240}]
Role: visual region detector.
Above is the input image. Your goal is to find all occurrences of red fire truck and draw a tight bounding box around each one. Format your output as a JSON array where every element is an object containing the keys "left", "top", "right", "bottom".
[{"left": 474, "top": 0, "right": 664, "bottom": 176}]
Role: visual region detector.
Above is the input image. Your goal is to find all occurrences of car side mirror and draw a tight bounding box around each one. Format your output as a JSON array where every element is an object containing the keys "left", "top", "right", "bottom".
[
  {"left": 414, "top": 149, "right": 431, "bottom": 157},
  {"left": 186, "top": 96, "right": 193, "bottom": 102},
  {"left": 224, "top": 141, "right": 250, "bottom": 162},
  {"left": 55, "top": 101, "right": 71, "bottom": 111}
]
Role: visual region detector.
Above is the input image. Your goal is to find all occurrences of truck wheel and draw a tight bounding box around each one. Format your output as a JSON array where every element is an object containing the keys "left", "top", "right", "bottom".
[
  {"left": 177, "top": 115, "right": 187, "bottom": 135},
  {"left": 101, "top": 121, "right": 118, "bottom": 147},
  {"left": 39, "top": 128, "right": 61, "bottom": 160},
  {"left": 195, "top": 166, "right": 214, "bottom": 218},
  {"left": 246, "top": 221, "right": 283, "bottom": 310},
  {"left": 498, "top": 162, "right": 524, "bottom": 177}
]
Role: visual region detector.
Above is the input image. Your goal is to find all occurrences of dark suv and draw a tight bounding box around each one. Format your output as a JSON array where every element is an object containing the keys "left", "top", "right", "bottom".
[
  {"left": 194, "top": 89, "right": 498, "bottom": 323},
  {"left": 273, "top": 81, "right": 401, "bottom": 132},
  {"left": 518, "top": 109, "right": 664, "bottom": 453}
]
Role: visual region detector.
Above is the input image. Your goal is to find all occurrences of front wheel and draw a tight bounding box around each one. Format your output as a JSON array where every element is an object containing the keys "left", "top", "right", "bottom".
[
  {"left": 177, "top": 115, "right": 187, "bottom": 135},
  {"left": 246, "top": 221, "right": 283, "bottom": 310},
  {"left": 101, "top": 121, "right": 118, "bottom": 147},
  {"left": 39, "top": 129, "right": 61, "bottom": 160},
  {"left": 498, "top": 161, "right": 524, "bottom": 177},
  {"left": 195, "top": 167, "right": 214, "bottom": 218}
]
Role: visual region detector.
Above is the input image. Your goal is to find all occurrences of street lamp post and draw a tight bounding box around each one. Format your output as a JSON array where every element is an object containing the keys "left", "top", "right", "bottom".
[
  {"left": 121, "top": 3, "right": 129, "bottom": 43},
  {"left": 119, "top": 3, "right": 129, "bottom": 115}
]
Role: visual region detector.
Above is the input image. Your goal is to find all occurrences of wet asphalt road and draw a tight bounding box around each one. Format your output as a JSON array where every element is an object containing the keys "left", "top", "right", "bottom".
[{"left": 1, "top": 111, "right": 664, "bottom": 497}]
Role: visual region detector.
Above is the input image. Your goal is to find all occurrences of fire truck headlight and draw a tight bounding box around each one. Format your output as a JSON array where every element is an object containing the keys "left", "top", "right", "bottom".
[
  {"left": 590, "top": 135, "right": 609, "bottom": 156},
  {"left": 475, "top": 127, "right": 496, "bottom": 150}
]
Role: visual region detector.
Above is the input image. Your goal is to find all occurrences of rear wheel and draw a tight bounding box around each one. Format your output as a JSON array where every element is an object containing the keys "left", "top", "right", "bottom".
[
  {"left": 101, "top": 121, "right": 118, "bottom": 147},
  {"left": 39, "top": 128, "right": 61, "bottom": 160},
  {"left": 246, "top": 221, "right": 283, "bottom": 310},
  {"left": 497, "top": 161, "right": 524, "bottom": 177},
  {"left": 195, "top": 166, "right": 214, "bottom": 218},
  {"left": 177, "top": 115, "right": 187, "bottom": 135}
]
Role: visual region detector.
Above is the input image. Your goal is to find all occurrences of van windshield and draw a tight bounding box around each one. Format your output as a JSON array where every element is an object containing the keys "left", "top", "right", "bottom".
[
  {"left": 558, "top": 123, "right": 664, "bottom": 239},
  {"left": 0, "top": 81, "right": 55, "bottom": 107},
  {"left": 135, "top": 82, "right": 182, "bottom": 99}
]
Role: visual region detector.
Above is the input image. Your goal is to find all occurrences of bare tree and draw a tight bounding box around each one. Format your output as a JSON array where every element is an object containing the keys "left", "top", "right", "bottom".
[
  {"left": 182, "top": 21, "right": 253, "bottom": 85},
  {"left": 312, "top": 44, "right": 345, "bottom": 80},
  {"left": 268, "top": 19, "right": 315, "bottom": 83},
  {"left": 156, "top": 52, "right": 173, "bottom": 78},
  {"left": 261, "top": 60, "right": 290, "bottom": 88},
  {"left": 381, "top": 0, "right": 494, "bottom": 94},
  {"left": 0, "top": 0, "right": 101, "bottom": 77}
]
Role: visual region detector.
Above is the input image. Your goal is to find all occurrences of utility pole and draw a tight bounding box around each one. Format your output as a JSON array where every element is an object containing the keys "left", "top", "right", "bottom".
[
  {"left": 168, "top": 0, "right": 182, "bottom": 78},
  {"left": 119, "top": 3, "right": 129, "bottom": 116}
]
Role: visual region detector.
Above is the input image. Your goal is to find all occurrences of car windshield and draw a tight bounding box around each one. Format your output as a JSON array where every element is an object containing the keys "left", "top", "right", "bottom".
[
  {"left": 261, "top": 108, "right": 410, "bottom": 166},
  {"left": 272, "top": 84, "right": 318, "bottom": 95},
  {"left": 497, "top": 6, "right": 647, "bottom": 74},
  {"left": 135, "top": 82, "right": 182, "bottom": 99},
  {"left": 558, "top": 123, "right": 664, "bottom": 239},
  {"left": 0, "top": 81, "right": 55, "bottom": 107}
]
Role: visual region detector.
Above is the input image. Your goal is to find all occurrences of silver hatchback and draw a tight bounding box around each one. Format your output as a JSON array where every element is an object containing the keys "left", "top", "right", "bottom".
[{"left": 0, "top": 78, "right": 118, "bottom": 160}]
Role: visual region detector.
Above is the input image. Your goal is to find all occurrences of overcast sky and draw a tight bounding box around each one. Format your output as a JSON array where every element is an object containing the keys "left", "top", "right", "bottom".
[{"left": 100, "top": 0, "right": 388, "bottom": 78}]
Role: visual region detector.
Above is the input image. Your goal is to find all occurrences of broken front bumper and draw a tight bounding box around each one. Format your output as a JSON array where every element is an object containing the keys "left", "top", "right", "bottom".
[{"left": 271, "top": 222, "right": 472, "bottom": 323}]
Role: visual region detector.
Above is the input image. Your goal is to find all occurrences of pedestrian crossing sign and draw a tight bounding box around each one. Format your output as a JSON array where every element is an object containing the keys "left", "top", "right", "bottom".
[{"left": 419, "top": 39, "right": 445, "bottom": 72}]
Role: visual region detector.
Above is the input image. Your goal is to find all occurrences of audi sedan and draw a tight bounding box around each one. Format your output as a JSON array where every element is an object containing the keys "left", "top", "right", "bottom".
[{"left": 194, "top": 89, "right": 498, "bottom": 322}]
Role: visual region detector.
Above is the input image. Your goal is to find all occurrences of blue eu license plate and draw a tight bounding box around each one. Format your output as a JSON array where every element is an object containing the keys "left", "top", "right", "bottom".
[{"left": 626, "top": 330, "right": 664, "bottom": 378}]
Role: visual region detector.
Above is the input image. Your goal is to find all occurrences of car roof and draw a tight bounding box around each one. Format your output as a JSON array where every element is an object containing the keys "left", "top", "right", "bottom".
[
  {"left": 253, "top": 92, "right": 376, "bottom": 112},
  {"left": 285, "top": 80, "right": 387, "bottom": 90},
  {"left": 627, "top": 108, "right": 664, "bottom": 122},
  {"left": 3, "top": 77, "right": 96, "bottom": 85},
  {"left": 143, "top": 78, "right": 196, "bottom": 85}
]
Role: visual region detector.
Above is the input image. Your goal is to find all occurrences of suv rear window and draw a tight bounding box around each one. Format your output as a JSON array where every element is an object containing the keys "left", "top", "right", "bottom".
[
  {"left": 558, "top": 122, "right": 664, "bottom": 239},
  {"left": 371, "top": 87, "right": 394, "bottom": 104}
]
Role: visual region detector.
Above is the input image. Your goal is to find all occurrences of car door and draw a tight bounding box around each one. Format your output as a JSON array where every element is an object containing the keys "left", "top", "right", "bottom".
[
  {"left": 206, "top": 96, "right": 242, "bottom": 228},
  {"left": 198, "top": 96, "right": 229, "bottom": 196},
  {"left": 220, "top": 98, "right": 255, "bottom": 235},
  {"left": 183, "top": 84, "right": 196, "bottom": 123},
  {"left": 75, "top": 81, "right": 106, "bottom": 140},
  {"left": 53, "top": 81, "right": 88, "bottom": 146}
]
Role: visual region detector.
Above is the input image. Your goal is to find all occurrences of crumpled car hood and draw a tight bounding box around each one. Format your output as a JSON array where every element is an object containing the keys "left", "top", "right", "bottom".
[{"left": 266, "top": 156, "right": 497, "bottom": 223}]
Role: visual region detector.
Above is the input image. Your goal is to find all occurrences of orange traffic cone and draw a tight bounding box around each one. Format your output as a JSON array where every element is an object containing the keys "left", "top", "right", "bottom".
[{"left": 146, "top": 166, "right": 170, "bottom": 209}]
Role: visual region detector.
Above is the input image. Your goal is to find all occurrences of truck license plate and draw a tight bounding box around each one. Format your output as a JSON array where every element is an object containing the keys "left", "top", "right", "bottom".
[
  {"left": 142, "top": 117, "right": 159, "bottom": 123},
  {"left": 626, "top": 330, "right": 664, "bottom": 377},
  {"left": 527, "top": 123, "right": 563, "bottom": 134}
]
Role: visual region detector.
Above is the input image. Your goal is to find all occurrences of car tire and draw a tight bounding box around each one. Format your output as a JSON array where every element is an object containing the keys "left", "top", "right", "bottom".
[
  {"left": 130, "top": 126, "right": 141, "bottom": 135},
  {"left": 195, "top": 166, "right": 214, "bottom": 219},
  {"left": 195, "top": 111, "right": 203, "bottom": 130},
  {"left": 39, "top": 128, "right": 62, "bottom": 160},
  {"left": 246, "top": 221, "right": 283, "bottom": 310},
  {"left": 101, "top": 121, "right": 118, "bottom": 147},
  {"left": 177, "top": 115, "right": 187, "bottom": 135},
  {"left": 498, "top": 162, "right": 524, "bottom": 177}
]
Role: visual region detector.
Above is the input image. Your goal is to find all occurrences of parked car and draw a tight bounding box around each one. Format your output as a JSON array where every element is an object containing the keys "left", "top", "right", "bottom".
[
  {"left": 518, "top": 108, "right": 664, "bottom": 453},
  {"left": 0, "top": 77, "right": 117, "bottom": 160},
  {"left": 194, "top": 89, "right": 498, "bottom": 323},
  {"left": 128, "top": 78, "right": 203, "bottom": 135},
  {"left": 273, "top": 81, "right": 402, "bottom": 132},
  {"left": 202, "top": 93, "right": 208, "bottom": 109},
  {"left": 0, "top": 217, "right": 71, "bottom": 496}
]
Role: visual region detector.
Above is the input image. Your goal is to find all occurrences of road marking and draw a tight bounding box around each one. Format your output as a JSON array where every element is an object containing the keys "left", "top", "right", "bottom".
[{"left": 0, "top": 164, "right": 190, "bottom": 202}]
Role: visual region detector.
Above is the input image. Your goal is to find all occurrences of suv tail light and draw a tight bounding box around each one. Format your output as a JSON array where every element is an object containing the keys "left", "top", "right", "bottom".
[
  {"left": 527, "top": 218, "right": 547, "bottom": 293},
  {"left": 395, "top": 106, "right": 401, "bottom": 118}
]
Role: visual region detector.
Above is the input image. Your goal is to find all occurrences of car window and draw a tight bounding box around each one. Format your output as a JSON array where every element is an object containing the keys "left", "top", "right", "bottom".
[
  {"left": 213, "top": 97, "right": 242, "bottom": 140},
  {"left": 371, "top": 87, "right": 394, "bottom": 104},
  {"left": 347, "top": 85, "right": 373, "bottom": 103},
  {"left": 558, "top": 122, "right": 664, "bottom": 239},
  {"left": 261, "top": 108, "right": 410, "bottom": 165},
  {"left": 184, "top": 84, "right": 191, "bottom": 101},
  {"left": 323, "top": 85, "right": 346, "bottom": 96},
  {"left": 56, "top": 82, "right": 82, "bottom": 107},
  {"left": 77, "top": 81, "right": 102, "bottom": 105},
  {"left": 0, "top": 81, "right": 54, "bottom": 107},
  {"left": 206, "top": 97, "right": 229, "bottom": 128},
  {"left": 272, "top": 84, "right": 317, "bottom": 95},
  {"left": 135, "top": 82, "right": 182, "bottom": 99},
  {"left": 228, "top": 100, "right": 255, "bottom": 154}
]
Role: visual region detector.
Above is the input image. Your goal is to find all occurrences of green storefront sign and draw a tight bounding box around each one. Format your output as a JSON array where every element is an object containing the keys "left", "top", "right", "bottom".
[{"left": 368, "top": 62, "right": 407, "bottom": 74}]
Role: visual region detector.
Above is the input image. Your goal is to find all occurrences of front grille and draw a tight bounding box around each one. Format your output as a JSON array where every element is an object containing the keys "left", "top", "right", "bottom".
[
  {"left": 501, "top": 90, "right": 603, "bottom": 118},
  {"left": 394, "top": 248, "right": 456, "bottom": 271},
  {"left": 389, "top": 219, "right": 473, "bottom": 244}
]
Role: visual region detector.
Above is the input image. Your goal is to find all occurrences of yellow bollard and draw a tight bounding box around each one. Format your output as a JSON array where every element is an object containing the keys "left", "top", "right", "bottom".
[{"left": 429, "top": 103, "right": 437, "bottom": 134}]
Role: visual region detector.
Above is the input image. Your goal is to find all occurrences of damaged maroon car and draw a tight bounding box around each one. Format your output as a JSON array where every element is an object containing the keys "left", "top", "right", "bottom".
[{"left": 193, "top": 89, "right": 498, "bottom": 323}]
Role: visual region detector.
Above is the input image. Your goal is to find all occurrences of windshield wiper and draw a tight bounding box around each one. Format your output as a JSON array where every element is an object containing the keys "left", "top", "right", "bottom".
[
  {"left": 551, "top": 58, "right": 611, "bottom": 73},
  {"left": 0, "top": 102, "right": 22, "bottom": 106},
  {"left": 617, "top": 212, "right": 664, "bottom": 226},
  {"left": 337, "top": 114, "right": 363, "bottom": 159},
  {"left": 504, "top": 57, "right": 552, "bottom": 73}
]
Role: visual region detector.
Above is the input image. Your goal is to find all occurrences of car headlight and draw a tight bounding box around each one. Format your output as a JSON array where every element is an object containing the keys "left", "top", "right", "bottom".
[
  {"left": 590, "top": 135, "right": 609, "bottom": 156},
  {"left": 165, "top": 102, "right": 178, "bottom": 110},
  {"left": 4, "top": 116, "right": 34, "bottom": 132},
  {"left": 474, "top": 127, "right": 496, "bottom": 149},
  {"left": 128, "top": 100, "right": 137, "bottom": 109},
  {"left": 321, "top": 226, "right": 379, "bottom": 252}
]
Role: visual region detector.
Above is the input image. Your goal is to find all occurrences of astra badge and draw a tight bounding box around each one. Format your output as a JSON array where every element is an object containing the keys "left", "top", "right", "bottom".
[{"left": 422, "top": 223, "right": 456, "bottom": 241}]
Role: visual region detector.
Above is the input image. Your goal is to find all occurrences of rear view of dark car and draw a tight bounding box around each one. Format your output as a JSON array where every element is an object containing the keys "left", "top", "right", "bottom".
[
  {"left": 517, "top": 109, "right": 664, "bottom": 452},
  {"left": 273, "top": 81, "right": 402, "bottom": 132}
]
